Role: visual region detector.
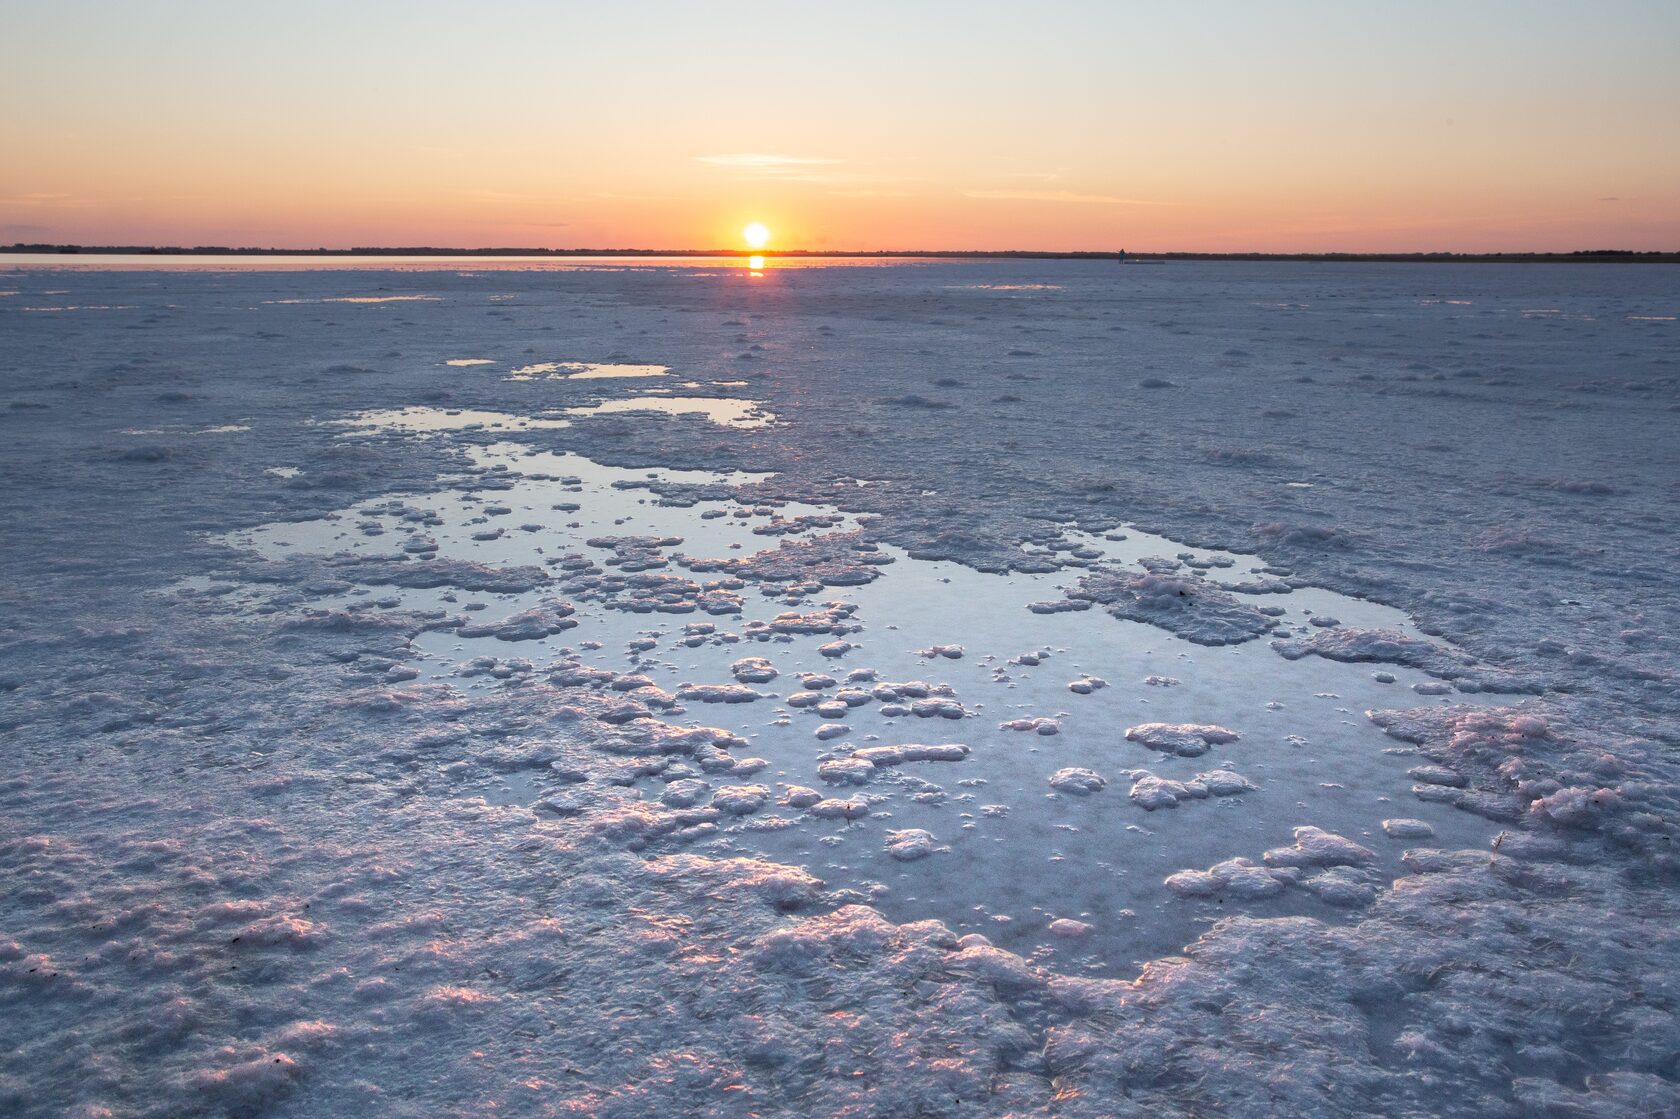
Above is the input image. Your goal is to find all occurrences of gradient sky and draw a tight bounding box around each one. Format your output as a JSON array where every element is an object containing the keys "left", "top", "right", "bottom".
[{"left": 3, "top": 0, "right": 1677, "bottom": 252}]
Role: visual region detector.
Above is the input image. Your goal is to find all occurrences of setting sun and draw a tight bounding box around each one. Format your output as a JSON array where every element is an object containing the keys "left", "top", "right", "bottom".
[{"left": 742, "top": 222, "right": 770, "bottom": 249}]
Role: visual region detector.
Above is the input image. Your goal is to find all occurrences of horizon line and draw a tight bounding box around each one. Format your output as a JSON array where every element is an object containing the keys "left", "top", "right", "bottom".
[{"left": 4, "top": 243, "right": 1678, "bottom": 264}]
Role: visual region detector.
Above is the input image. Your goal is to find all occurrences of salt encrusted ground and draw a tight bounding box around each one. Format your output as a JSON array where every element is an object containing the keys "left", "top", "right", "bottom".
[{"left": 1, "top": 260, "right": 1677, "bottom": 1117}]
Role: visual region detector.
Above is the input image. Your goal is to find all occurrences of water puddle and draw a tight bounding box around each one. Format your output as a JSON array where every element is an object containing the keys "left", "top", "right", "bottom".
[{"left": 200, "top": 425, "right": 1501, "bottom": 977}]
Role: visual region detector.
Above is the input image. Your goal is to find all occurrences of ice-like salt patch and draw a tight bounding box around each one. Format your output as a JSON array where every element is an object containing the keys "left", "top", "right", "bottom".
[
  {"left": 564, "top": 396, "right": 776, "bottom": 429},
  {"left": 509, "top": 362, "right": 670, "bottom": 381},
  {"left": 263, "top": 295, "right": 440, "bottom": 304},
  {"left": 947, "top": 283, "right": 1063, "bottom": 292},
  {"left": 445, "top": 358, "right": 496, "bottom": 366},
  {"left": 18, "top": 304, "right": 134, "bottom": 312},
  {"left": 330, "top": 407, "right": 572, "bottom": 434},
  {"left": 120, "top": 423, "right": 251, "bottom": 436}
]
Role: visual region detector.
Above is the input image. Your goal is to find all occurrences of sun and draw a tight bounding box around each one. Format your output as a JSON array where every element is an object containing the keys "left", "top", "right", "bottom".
[{"left": 742, "top": 222, "right": 771, "bottom": 250}]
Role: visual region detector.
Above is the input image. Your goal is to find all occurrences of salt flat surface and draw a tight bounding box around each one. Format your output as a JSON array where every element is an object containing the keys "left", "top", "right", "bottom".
[{"left": 2, "top": 259, "right": 1677, "bottom": 1118}]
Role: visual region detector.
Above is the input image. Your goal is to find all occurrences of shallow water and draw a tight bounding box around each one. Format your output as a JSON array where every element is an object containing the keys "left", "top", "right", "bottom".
[{"left": 215, "top": 430, "right": 1494, "bottom": 976}]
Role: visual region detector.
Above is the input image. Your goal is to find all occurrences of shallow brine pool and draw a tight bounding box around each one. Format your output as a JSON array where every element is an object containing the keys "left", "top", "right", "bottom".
[{"left": 196, "top": 398, "right": 1510, "bottom": 977}]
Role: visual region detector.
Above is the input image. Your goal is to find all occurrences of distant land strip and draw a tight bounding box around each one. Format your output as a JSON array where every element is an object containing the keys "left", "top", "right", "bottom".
[{"left": 4, "top": 244, "right": 1678, "bottom": 264}]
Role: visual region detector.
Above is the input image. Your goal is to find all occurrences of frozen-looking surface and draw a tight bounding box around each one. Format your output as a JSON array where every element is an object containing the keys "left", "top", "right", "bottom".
[{"left": 2, "top": 258, "right": 1678, "bottom": 1118}]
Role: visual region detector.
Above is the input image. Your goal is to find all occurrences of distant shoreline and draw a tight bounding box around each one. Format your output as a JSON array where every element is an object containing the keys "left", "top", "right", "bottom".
[{"left": 3, "top": 244, "right": 1677, "bottom": 264}]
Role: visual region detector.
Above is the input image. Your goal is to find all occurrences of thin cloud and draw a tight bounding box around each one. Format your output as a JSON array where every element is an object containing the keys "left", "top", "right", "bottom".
[
  {"left": 696, "top": 154, "right": 901, "bottom": 187},
  {"left": 964, "top": 189, "right": 1172, "bottom": 206},
  {"left": 0, "top": 192, "right": 102, "bottom": 208}
]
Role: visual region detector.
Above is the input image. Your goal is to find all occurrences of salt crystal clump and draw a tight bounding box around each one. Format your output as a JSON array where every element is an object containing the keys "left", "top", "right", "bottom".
[
  {"left": 191, "top": 1051, "right": 304, "bottom": 1113},
  {"left": 808, "top": 797, "right": 869, "bottom": 820},
  {"left": 676, "top": 683, "right": 763, "bottom": 704},
  {"left": 660, "top": 779, "right": 710, "bottom": 808},
  {"left": 885, "top": 829, "right": 939, "bottom": 861},
  {"left": 1194, "top": 768, "right": 1257, "bottom": 796},
  {"left": 1408, "top": 764, "right": 1467, "bottom": 787},
  {"left": 1047, "top": 917, "right": 1093, "bottom": 939},
  {"left": 871, "top": 680, "right": 948, "bottom": 700},
  {"left": 1262, "top": 826, "right": 1376, "bottom": 868},
  {"left": 730, "top": 656, "right": 778, "bottom": 683},
  {"left": 1529, "top": 785, "right": 1623, "bottom": 829},
  {"left": 1028, "top": 599, "right": 1091, "bottom": 614},
  {"left": 851, "top": 743, "right": 969, "bottom": 767},
  {"left": 1129, "top": 774, "right": 1210, "bottom": 810},
  {"left": 752, "top": 904, "right": 901, "bottom": 971},
  {"left": 1125, "top": 722, "right": 1241, "bottom": 757},
  {"left": 814, "top": 723, "right": 850, "bottom": 741},
  {"left": 1070, "top": 570, "right": 1278, "bottom": 645},
  {"left": 1165, "top": 857, "right": 1289, "bottom": 899},
  {"left": 456, "top": 599, "right": 577, "bottom": 641},
  {"left": 710, "top": 784, "right": 770, "bottom": 814},
  {"left": 1382, "top": 818, "right": 1435, "bottom": 839},
  {"left": 1301, "top": 866, "right": 1379, "bottom": 907},
  {"left": 817, "top": 758, "right": 876, "bottom": 786},
  {"left": 779, "top": 785, "right": 822, "bottom": 808},
  {"left": 234, "top": 913, "right": 325, "bottom": 949},
  {"left": 1048, "top": 768, "right": 1106, "bottom": 795},
  {"left": 1068, "top": 675, "right": 1107, "bottom": 694},
  {"left": 911, "top": 697, "right": 966, "bottom": 720},
  {"left": 1000, "top": 716, "right": 1060, "bottom": 736},
  {"left": 917, "top": 643, "right": 965, "bottom": 660}
]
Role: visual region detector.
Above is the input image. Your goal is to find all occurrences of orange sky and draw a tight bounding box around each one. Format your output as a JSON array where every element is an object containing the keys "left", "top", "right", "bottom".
[{"left": 3, "top": 2, "right": 1677, "bottom": 252}]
